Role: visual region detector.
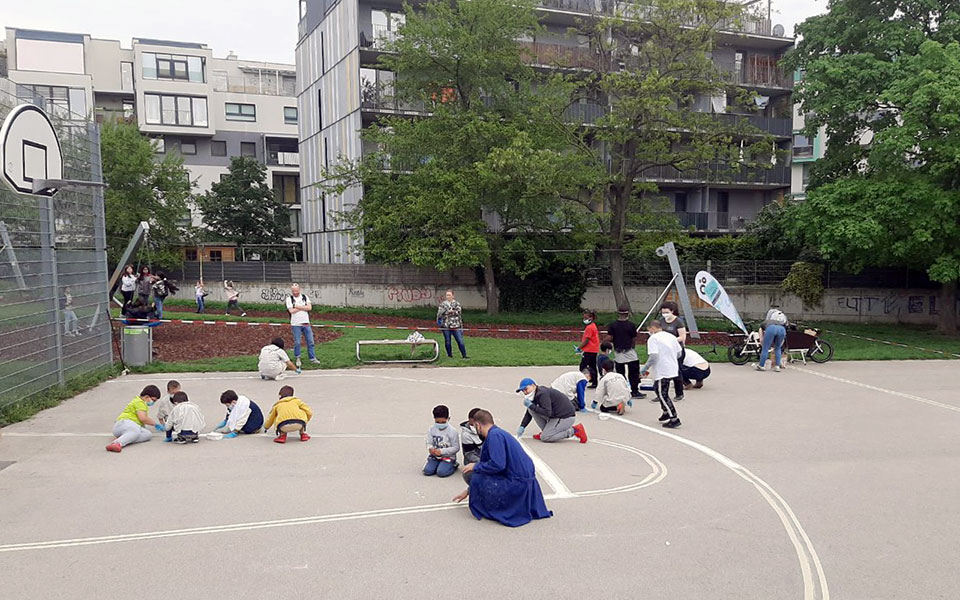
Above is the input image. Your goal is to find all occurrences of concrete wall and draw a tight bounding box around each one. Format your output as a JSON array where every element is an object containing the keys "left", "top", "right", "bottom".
[{"left": 197, "top": 281, "right": 488, "bottom": 310}]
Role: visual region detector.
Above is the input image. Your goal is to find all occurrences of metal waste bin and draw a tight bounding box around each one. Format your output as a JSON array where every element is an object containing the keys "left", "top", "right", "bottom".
[{"left": 122, "top": 326, "right": 153, "bottom": 366}]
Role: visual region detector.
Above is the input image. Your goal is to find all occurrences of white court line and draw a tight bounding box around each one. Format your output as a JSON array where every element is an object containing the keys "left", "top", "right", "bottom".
[
  {"left": 517, "top": 439, "right": 575, "bottom": 499},
  {"left": 793, "top": 366, "right": 960, "bottom": 414},
  {"left": 608, "top": 413, "right": 829, "bottom": 600},
  {"left": 1, "top": 433, "right": 425, "bottom": 439}
]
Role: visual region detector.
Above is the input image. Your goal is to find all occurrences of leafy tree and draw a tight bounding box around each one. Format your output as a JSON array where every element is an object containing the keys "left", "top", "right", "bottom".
[
  {"left": 324, "top": 0, "right": 582, "bottom": 314},
  {"left": 787, "top": 0, "right": 960, "bottom": 333},
  {"left": 101, "top": 121, "right": 191, "bottom": 269},
  {"left": 566, "top": 0, "right": 778, "bottom": 310},
  {"left": 197, "top": 156, "right": 291, "bottom": 245}
]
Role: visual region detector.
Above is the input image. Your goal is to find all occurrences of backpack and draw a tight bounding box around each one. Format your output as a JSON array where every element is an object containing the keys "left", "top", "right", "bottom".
[
  {"left": 768, "top": 309, "right": 788, "bottom": 325},
  {"left": 152, "top": 279, "right": 169, "bottom": 298}
]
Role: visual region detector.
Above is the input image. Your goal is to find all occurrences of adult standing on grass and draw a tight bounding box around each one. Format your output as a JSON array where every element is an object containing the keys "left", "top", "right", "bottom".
[
  {"left": 287, "top": 283, "right": 319, "bottom": 364},
  {"left": 452, "top": 409, "right": 553, "bottom": 527},
  {"left": 606, "top": 306, "right": 644, "bottom": 400},
  {"left": 756, "top": 305, "right": 789, "bottom": 372},
  {"left": 437, "top": 289, "right": 468, "bottom": 359}
]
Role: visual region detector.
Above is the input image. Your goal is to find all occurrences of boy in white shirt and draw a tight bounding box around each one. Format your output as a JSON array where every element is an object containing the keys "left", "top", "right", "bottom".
[
  {"left": 154, "top": 380, "right": 179, "bottom": 440},
  {"left": 258, "top": 337, "right": 300, "bottom": 380},
  {"left": 550, "top": 369, "right": 591, "bottom": 412},
  {"left": 640, "top": 320, "right": 682, "bottom": 429},
  {"left": 165, "top": 391, "right": 206, "bottom": 444},
  {"left": 681, "top": 348, "right": 711, "bottom": 389},
  {"left": 592, "top": 361, "right": 631, "bottom": 415}
]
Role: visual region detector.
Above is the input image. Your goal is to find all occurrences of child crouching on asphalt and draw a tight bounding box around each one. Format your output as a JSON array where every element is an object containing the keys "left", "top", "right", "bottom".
[
  {"left": 106, "top": 385, "right": 162, "bottom": 453},
  {"left": 424, "top": 405, "right": 460, "bottom": 478},
  {"left": 214, "top": 390, "right": 264, "bottom": 438},
  {"left": 593, "top": 361, "right": 632, "bottom": 415},
  {"left": 154, "top": 380, "right": 179, "bottom": 439},
  {"left": 460, "top": 407, "right": 483, "bottom": 484},
  {"left": 263, "top": 385, "right": 313, "bottom": 443},
  {"left": 165, "top": 391, "right": 206, "bottom": 444}
]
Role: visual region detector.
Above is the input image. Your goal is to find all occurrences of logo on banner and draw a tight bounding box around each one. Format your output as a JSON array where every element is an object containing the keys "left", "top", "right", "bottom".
[{"left": 695, "top": 271, "right": 747, "bottom": 333}]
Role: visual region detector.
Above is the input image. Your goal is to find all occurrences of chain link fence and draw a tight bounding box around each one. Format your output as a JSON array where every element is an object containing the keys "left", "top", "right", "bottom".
[{"left": 0, "top": 78, "right": 112, "bottom": 412}]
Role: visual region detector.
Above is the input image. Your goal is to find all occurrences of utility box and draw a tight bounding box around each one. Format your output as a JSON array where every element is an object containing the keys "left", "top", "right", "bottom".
[{"left": 122, "top": 326, "right": 153, "bottom": 366}]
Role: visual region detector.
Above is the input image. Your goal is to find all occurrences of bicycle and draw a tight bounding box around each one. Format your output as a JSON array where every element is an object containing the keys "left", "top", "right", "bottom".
[{"left": 727, "top": 325, "right": 834, "bottom": 366}]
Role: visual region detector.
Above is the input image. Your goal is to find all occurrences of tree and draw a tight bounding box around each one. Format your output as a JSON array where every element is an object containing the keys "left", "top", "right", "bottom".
[
  {"left": 565, "top": 0, "right": 777, "bottom": 310},
  {"left": 197, "top": 156, "right": 291, "bottom": 246},
  {"left": 787, "top": 0, "right": 960, "bottom": 333},
  {"left": 101, "top": 121, "right": 191, "bottom": 269},
  {"left": 324, "top": 0, "right": 581, "bottom": 314}
]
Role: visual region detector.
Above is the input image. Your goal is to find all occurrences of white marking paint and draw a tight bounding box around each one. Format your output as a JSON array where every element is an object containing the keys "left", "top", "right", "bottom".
[
  {"left": 518, "top": 439, "right": 575, "bottom": 499},
  {"left": 0, "top": 438, "right": 660, "bottom": 554},
  {"left": 793, "top": 366, "right": 960, "bottom": 414}
]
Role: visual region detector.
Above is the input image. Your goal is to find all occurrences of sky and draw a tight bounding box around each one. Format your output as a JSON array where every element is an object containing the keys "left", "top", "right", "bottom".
[{"left": 1, "top": 0, "right": 827, "bottom": 65}]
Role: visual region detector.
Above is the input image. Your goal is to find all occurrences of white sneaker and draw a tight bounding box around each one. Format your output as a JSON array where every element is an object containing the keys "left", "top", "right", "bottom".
[
  {"left": 753, "top": 364, "right": 765, "bottom": 371},
  {"left": 773, "top": 366, "right": 781, "bottom": 372},
  {"left": 241, "top": 312, "right": 247, "bottom": 317},
  {"left": 309, "top": 358, "right": 321, "bottom": 364}
]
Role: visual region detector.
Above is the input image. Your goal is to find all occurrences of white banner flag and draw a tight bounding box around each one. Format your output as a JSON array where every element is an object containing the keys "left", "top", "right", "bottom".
[{"left": 695, "top": 271, "right": 747, "bottom": 333}]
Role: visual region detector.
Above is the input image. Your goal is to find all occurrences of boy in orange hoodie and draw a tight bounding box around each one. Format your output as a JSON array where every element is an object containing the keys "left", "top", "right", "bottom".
[{"left": 263, "top": 385, "right": 313, "bottom": 443}]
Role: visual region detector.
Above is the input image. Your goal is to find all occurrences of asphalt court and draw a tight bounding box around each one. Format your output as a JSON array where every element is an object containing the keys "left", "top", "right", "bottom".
[{"left": 1, "top": 360, "right": 958, "bottom": 599}]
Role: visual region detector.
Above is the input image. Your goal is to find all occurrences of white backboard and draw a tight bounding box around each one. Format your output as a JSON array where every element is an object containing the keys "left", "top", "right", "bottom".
[{"left": 0, "top": 104, "right": 64, "bottom": 197}]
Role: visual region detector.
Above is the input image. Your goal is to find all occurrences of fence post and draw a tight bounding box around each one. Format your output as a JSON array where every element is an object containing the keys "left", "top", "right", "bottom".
[
  {"left": 706, "top": 259, "right": 711, "bottom": 274},
  {"left": 42, "top": 195, "right": 66, "bottom": 385},
  {"left": 262, "top": 260, "right": 266, "bottom": 282}
]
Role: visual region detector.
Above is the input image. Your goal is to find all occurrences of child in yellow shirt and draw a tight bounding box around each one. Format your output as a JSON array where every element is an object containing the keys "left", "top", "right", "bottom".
[{"left": 263, "top": 385, "right": 313, "bottom": 444}]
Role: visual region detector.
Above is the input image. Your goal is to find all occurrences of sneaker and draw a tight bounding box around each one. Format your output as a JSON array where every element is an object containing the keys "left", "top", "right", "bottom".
[
  {"left": 683, "top": 383, "right": 694, "bottom": 391},
  {"left": 658, "top": 412, "right": 672, "bottom": 422},
  {"left": 693, "top": 381, "right": 703, "bottom": 389},
  {"left": 309, "top": 358, "right": 321, "bottom": 364},
  {"left": 275, "top": 373, "right": 286, "bottom": 380},
  {"left": 631, "top": 392, "right": 646, "bottom": 399},
  {"left": 105, "top": 442, "right": 122, "bottom": 453},
  {"left": 533, "top": 433, "right": 541, "bottom": 440},
  {"left": 299, "top": 432, "right": 311, "bottom": 442},
  {"left": 175, "top": 437, "right": 188, "bottom": 444},
  {"left": 616, "top": 402, "right": 625, "bottom": 415},
  {"left": 191, "top": 437, "right": 199, "bottom": 443},
  {"left": 461, "top": 356, "right": 469, "bottom": 360},
  {"left": 754, "top": 364, "right": 766, "bottom": 371},
  {"left": 573, "top": 423, "right": 588, "bottom": 444},
  {"left": 274, "top": 433, "right": 287, "bottom": 444},
  {"left": 675, "top": 395, "right": 685, "bottom": 402},
  {"left": 162, "top": 437, "right": 173, "bottom": 443},
  {"left": 260, "top": 375, "right": 268, "bottom": 380},
  {"left": 773, "top": 366, "right": 781, "bottom": 373},
  {"left": 241, "top": 312, "right": 247, "bottom": 317},
  {"left": 662, "top": 418, "right": 681, "bottom": 429}
]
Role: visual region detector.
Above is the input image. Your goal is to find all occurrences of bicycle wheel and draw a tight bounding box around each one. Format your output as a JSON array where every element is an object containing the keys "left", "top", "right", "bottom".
[
  {"left": 808, "top": 339, "right": 834, "bottom": 363},
  {"left": 728, "top": 343, "right": 751, "bottom": 366}
]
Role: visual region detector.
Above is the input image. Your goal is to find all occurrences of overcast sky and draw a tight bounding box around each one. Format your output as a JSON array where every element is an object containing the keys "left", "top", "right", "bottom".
[{"left": 2, "top": 0, "right": 827, "bottom": 65}]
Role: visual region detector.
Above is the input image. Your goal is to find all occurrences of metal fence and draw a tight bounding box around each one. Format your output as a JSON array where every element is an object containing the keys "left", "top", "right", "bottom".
[{"left": 0, "top": 78, "right": 112, "bottom": 411}]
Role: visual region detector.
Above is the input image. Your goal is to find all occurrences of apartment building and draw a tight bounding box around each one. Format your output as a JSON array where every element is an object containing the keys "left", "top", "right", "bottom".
[
  {"left": 790, "top": 71, "right": 827, "bottom": 201},
  {"left": 3, "top": 28, "right": 303, "bottom": 244},
  {"left": 296, "top": 0, "right": 795, "bottom": 263}
]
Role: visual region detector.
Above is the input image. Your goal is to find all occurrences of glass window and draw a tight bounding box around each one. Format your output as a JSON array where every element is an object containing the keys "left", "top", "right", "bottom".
[
  {"left": 299, "top": 0, "right": 307, "bottom": 19},
  {"left": 284, "top": 106, "right": 298, "bottom": 124},
  {"left": 68, "top": 88, "right": 87, "bottom": 117},
  {"left": 121, "top": 62, "right": 134, "bottom": 91},
  {"left": 177, "top": 97, "right": 192, "bottom": 125},
  {"left": 145, "top": 94, "right": 161, "bottom": 124},
  {"left": 122, "top": 100, "right": 135, "bottom": 119},
  {"left": 372, "top": 10, "right": 388, "bottom": 28},
  {"left": 152, "top": 137, "right": 165, "bottom": 153},
  {"left": 161, "top": 96, "right": 176, "bottom": 125},
  {"left": 240, "top": 142, "right": 257, "bottom": 157},
  {"left": 192, "top": 97, "right": 208, "bottom": 127},
  {"left": 185, "top": 248, "right": 198, "bottom": 261},
  {"left": 793, "top": 134, "right": 810, "bottom": 147},
  {"left": 181, "top": 141, "right": 197, "bottom": 155},
  {"left": 209, "top": 250, "right": 223, "bottom": 262},
  {"left": 142, "top": 53, "right": 157, "bottom": 79},
  {"left": 187, "top": 56, "right": 204, "bottom": 82},
  {"left": 226, "top": 103, "right": 256, "bottom": 122},
  {"left": 211, "top": 140, "right": 227, "bottom": 157}
]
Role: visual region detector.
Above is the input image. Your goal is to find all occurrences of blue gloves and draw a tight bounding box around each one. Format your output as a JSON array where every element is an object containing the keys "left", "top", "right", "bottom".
[
  {"left": 627, "top": 399, "right": 634, "bottom": 408},
  {"left": 522, "top": 398, "right": 533, "bottom": 408},
  {"left": 163, "top": 436, "right": 173, "bottom": 442},
  {"left": 154, "top": 423, "right": 164, "bottom": 431},
  {"left": 516, "top": 426, "right": 525, "bottom": 438},
  {"left": 223, "top": 432, "right": 238, "bottom": 439},
  {"left": 214, "top": 420, "right": 226, "bottom": 430},
  {"left": 573, "top": 344, "right": 583, "bottom": 355},
  {"left": 296, "top": 368, "right": 302, "bottom": 375},
  {"left": 591, "top": 401, "right": 598, "bottom": 410}
]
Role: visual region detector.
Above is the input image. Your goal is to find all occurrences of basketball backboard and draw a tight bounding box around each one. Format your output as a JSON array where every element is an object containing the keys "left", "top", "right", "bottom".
[{"left": 0, "top": 104, "right": 64, "bottom": 197}]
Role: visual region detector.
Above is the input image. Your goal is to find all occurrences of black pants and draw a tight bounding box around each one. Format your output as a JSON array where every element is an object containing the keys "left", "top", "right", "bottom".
[
  {"left": 615, "top": 360, "right": 640, "bottom": 395},
  {"left": 599, "top": 403, "right": 621, "bottom": 413},
  {"left": 579, "top": 352, "right": 598, "bottom": 387},
  {"left": 658, "top": 379, "right": 679, "bottom": 419},
  {"left": 120, "top": 290, "right": 133, "bottom": 304},
  {"left": 176, "top": 430, "right": 199, "bottom": 442},
  {"left": 681, "top": 365, "right": 711, "bottom": 385}
]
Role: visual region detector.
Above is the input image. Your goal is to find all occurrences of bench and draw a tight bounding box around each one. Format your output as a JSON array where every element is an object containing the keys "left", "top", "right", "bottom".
[{"left": 356, "top": 339, "right": 440, "bottom": 364}]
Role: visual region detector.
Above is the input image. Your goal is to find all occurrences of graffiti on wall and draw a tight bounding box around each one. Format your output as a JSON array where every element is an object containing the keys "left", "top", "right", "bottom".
[
  {"left": 386, "top": 286, "right": 434, "bottom": 303},
  {"left": 834, "top": 293, "right": 954, "bottom": 316},
  {"left": 259, "top": 287, "right": 322, "bottom": 302}
]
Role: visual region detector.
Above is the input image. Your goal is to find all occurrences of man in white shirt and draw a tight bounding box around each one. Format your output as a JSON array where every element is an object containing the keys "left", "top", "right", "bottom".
[
  {"left": 640, "top": 320, "right": 683, "bottom": 429},
  {"left": 286, "top": 283, "right": 319, "bottom": 364},
  {"left": 681, "top": 348, "right": 711, "bottom": 390},
  {"left": 258, "top": 337, "right": 300, "bottom": 380}
]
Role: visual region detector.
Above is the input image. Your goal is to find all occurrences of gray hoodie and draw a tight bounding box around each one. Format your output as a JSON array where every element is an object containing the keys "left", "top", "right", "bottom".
[{"left": 426, "top": 423, "right": 460, "bottom": 460}]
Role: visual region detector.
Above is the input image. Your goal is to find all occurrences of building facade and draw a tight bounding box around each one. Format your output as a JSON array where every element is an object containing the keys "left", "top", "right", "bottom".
[
  {"left": 789, "top": 71, "right": 827, "bottom": 201},
  {"left": 3, "top": 27, "right": 302, "bottom": 244},
  {"left": 296, "top": 0, "right": 796, "bottom": 263}
]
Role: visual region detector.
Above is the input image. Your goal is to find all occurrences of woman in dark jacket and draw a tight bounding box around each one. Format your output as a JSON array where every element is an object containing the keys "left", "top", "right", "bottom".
[{"left": 136, "top": 266, "right": 155, "bottom": 305}]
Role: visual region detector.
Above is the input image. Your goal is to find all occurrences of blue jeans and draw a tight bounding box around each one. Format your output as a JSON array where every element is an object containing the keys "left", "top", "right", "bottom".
[
  {"left": 292, "top": 324, "right": 316, "bottom": 359},
  {"left": 423, "top": 456, "right": 458, "bottom": 477},
  {"left": 759, "top": 324, "right": 786, "bottom": 367},
  {"left": 442, "top": 328, "right": 467, "bottom": 358},
  {"left": 154, "top": 297, "right": 164, "bottom": 319},
  {"left": 196, "top": 296, "right": 205, "bottom": 313}
]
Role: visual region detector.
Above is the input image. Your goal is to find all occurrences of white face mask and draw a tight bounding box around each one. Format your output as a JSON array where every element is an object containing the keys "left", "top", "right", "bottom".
[
  {"left": 583, "top": 319, "right": 591, "bottom": 324},
  {"left": 661, "top": 312, "right": 675, "bottom": 322},
  {"left": 523, "top": 391, "right": 535, "bottom": 402}
]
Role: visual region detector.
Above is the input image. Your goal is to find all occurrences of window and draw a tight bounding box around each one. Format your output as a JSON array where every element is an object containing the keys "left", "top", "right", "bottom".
[
  {"left": 181, "top": 141, "right": 197, "bottom": 155},
  {"left": 323, "top": 137, "right": 329, "bottom": 168},
  {"left": 226, "top": 102, "right": 256, "bottom": 122},
  {"left": 122, "top": 99, "right": 135, "bottom": 119},
  {"left": 144, "top": 94, "right": 208, "bottom": 126},
  {"left": 121, "top": 62, "right": 134, "bottom": 91},
  {"left": 185, "top": 248, "right": 198, "bottom": 261},
  {"left": 209, "top": 250, "right": 223, "bottom": 262},
  {"left": 211, "top": 140, "right": 227, "bottom": 157},
  {"left": 273, "top": 174, "right": 300, "bottom": 204},
  {"left": 17, "top": 85, "right": 86, "bottom": 119},
  {"left": 299, "top": 0, "right": 307, "bottom": 19},
  {"left": 284, "top": 106, "right": 299, "bottom": 125},
  {"left": 792, "top": 134, "right": 814, "bottom": 158},
  {"left": 318, "top": 89, "right": 323, "bottom": 128},
  {"left": 674, "top": 192, "right": 688, "bottom": 213},
  {"left": 151, "top": 137, "right": 165, "bottom": 153},
  {"left": 240, "top": 142, "right": 257, "bottom": 158},
  {"left": 321, "top": 31, "right": 325, "bottom": 72},
  {"left": 141, "top": 52, "right": 205, "bottom": 82},
  {"left": 68, "top": 89, "right": 87, "bottom": 117},
  {"left": 801, "top": 164, "right": 811, "bottom": 190}
]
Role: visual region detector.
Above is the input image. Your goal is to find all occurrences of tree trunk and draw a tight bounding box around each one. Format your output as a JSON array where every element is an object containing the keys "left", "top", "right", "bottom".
[
  {"left": 609, "top": 246, "right": 629, "bottom": 312},
  {"left": 936, "top": 280, "right": 958, "bottom": 334},
  {"left": 483, "top": 254, "right": 499, "bottom": 315}
]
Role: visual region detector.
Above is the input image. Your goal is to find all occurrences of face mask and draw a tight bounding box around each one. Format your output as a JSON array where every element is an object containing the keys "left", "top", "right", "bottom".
[
  {"left": 524, "top": 391, "right": 535, "bottom": 402},
  {"left": 583, "top": 319, "right": 591, "bottom": 324},
  {"left": 146, "top": 400, "right": 156, "bottom": 406},
  {"left": 436, "top": 423, "right": 448, "bottom": 430},
  {"left": 661, "top": 312, "right": 675, "bottom": 321}
]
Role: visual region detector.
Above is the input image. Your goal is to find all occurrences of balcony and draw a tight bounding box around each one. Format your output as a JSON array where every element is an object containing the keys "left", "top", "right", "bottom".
[
  {"left": 564, "top": 102, "right": 606, "bottom": 124},
  {"left": 519, "top": 41, "right": 606, "bottom": 70},
  {"left": 716, "top": 58, "right": 792, "bottom": 90},
  {"left": 792, "top": 145, "right": 814, "bottom": 159},
  {"left": 640, "top": 162, "right": 791, "bottom": 186},
  {"left": 267, "top": 151, "right": 300, "bottom": 167},
  {"left": 538, "top": 0, "right": 613, "bottom": 15},
  {"left": 211, "top": 70, "right": 296, "bottom": 97},
  {"left": 360, "top": 88, "right": 428, "bottom": 115},
  {"left": 675, "top": 212, "right": 708, "bottom": 229},
  {"left": 712, "top": 113, "right": 791, "bottom": 137}
]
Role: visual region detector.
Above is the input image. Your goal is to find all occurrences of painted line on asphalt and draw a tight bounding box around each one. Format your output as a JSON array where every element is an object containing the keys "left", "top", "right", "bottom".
[
  {"left": 607, "top": 413, "right": 829, "bottom": 600},
  {"left": 793, "top": 366, "right": 960, "bottom": 414},
  {"left": 518, "top": 439, "right": 575, "bottom": 499}
]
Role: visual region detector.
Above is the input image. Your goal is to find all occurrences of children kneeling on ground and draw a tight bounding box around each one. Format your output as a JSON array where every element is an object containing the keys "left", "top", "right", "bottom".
[
  {"left": 424, "top": 405, "right": 460, "bottom": 477},
  {"left": 263, "top": 385, "right": 313, "bottom": 443},
  {"left": 459, "top": 408, "right": 483, "bottom": 484},
  {"left": 106, "top": 385, "right": 162, "bottom": 453},
  {"left": 153, "top": 380, "right": 179, "bottom": 435},
  {"left": 593, "top": 361, "right": 632, "bottom": 415},
  {"left": 164, "top": 391, "right": 206, "bottom": 444},
  {"left": 214, "top": 390, "right": 264, "bottom": 438}
]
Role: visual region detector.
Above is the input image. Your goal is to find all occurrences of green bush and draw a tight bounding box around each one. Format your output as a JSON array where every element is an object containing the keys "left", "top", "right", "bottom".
[{"left": 781, "top": 261, "right": 825, "bottom": 308}]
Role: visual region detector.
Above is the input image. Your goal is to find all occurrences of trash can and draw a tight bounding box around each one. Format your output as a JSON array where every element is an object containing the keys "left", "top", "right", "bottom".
[{"left": 122, "top": 326, "right": 153, "bottom": 366}]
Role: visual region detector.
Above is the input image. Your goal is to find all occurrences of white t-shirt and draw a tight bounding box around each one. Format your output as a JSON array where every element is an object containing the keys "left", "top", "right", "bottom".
[
  {"left": 551, "top": 371, "right": 587, "bottom": 401},
  {"left": 258, "top": 344, "right": 290, "bottom": 378},
  {"left": 286, "top": 294, "right": 311, "bottom": 326},
  {"left": 682, "top": 348, "right": 708, "bottom": 368},
  {"left": 647, "top": 331, "right": 682, "bottom": 380},
  {"left": 121, "top": 274, "right": 137, "bottom": 292}
]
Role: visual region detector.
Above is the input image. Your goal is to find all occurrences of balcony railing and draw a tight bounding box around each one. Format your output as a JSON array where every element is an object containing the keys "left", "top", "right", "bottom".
[
  {"left": 564, "top": 102, "right": 606, "bottom": 124},
  {"left": 538, "top": 0, "right": 614, "bottom": 15},
  {"left": 675, "top": 212, "right": 709, "bottom": 229},
  {"left": 211, "top": 73, "right": 296, "bottom": 97},
  {"left": 267, "top": 151, "right": 300, "bottom": 167},
  {"left": 371, "top": 24, "right": 401, "bottom": 50},
  {"left": 639, "top": 162, "right": 790, "bottom": 186},
  {"left": 716, "top": 59, "right": 792, "bottom": 90},
  {"left": 792, "top": 145, "right": 814, "bottom": 159},
  {"left": 616, "top": 3, "right": 774, "bottom": 37},
  {"left": 360, "top": 88, "right": 428, "bottom": 114},
  {"left": 712, "top": 113, "right": 791, "bottom": 137},
  {"left": 519, "top": 41, "right": 606, "bottom": 70}
]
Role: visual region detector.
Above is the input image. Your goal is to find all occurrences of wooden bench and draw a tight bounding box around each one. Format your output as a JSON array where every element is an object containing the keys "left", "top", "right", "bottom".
[{"left": 356, "top": 339, "right": 439, "bottom": 364}]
